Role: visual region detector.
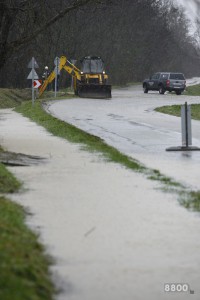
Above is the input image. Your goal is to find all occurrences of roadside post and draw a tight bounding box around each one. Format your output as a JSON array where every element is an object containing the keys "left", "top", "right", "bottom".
[
  {"left": 54, "top": 57, "right": 60, "bottom": 98},
  {"left": 70, "top": 59, "right": 77, "bottom": 90},
  {"left": 166, "top": 102, "right": 200, "bottom": 151},
  {"left": 27, "top": 57, "right": 39, "bottom": 106},
  {"left": 181, "top": 102, "right": 192, "bottom": 148}
]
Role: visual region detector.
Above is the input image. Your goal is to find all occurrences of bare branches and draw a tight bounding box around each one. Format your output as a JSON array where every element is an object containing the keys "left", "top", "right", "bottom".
[{"left": 0, "top": 0, "right": 104, "bottom": 68}]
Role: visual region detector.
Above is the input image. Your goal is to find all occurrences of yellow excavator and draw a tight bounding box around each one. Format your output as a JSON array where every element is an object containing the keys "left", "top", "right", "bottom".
[{"left": 39, "top": 55, "right": 111, "bottom": 99}]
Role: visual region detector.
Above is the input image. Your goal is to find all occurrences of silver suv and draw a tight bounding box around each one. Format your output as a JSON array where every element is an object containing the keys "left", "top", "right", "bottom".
[{"left": 143, "top": 72, "right": 186, "bottom": 95}]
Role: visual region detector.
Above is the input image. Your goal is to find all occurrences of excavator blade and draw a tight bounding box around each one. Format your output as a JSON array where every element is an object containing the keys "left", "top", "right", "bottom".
[{"left": 78, "top": 84, "right": 112, "bottom": 99}]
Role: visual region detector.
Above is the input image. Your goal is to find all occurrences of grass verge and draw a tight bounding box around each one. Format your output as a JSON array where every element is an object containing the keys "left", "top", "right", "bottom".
[
  {"left": 0, "top": 162, "right": 55, "bottom": 300},
  {"left": 0, "top": 163, "right": 21, "bottom": 193},
  {"left": 0, "top": 164, "right": 55, "bottom": 300},
  {"left": 155, "top": 83, "right": 200, "bottom": 117},
  {"left": 185, "top": 84, "right": 200, "bottom": 96},
  {"left": 15, "top": 99, "right": 200, "bottom": 211},
  {"left": 155, "top": 103, "right": 200, "bottom": 120},
  {"left": 0, "top": 196, "right": 55, "bottom": 300},
  {"left": 0, "top": 88, "right": 31, "bottom": 108}
]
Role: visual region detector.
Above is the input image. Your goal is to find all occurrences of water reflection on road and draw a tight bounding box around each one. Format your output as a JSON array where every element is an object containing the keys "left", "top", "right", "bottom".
[{"left": 48, "top": 85, "right": 200, "bottom": 189}]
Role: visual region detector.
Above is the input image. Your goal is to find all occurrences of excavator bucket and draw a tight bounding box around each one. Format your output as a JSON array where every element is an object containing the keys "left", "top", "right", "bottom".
[{"left": 78, "top": 84, "right": 112, "bottom": 99}]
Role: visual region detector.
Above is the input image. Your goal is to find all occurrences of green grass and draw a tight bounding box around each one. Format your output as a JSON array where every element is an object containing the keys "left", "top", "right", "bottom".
[
  {"left": 0, "top": 154, "right": 55, "bottom": 300},
  {"left": 0, "top": 88, "right": 73, "bottom": 109},
  {"left": 0, "top": 196, "right": 55, "bottom": 300},
  {"left": 157, "top": 82, "right": 200, "bottom": 117},
  {"left": 185, "top": 84, "right": 200, "bottom": 96},
  {"left": 155, "top": 103, "right": 200, "bottom": 120},
  {"left": 0, "top": 163, "right": 55, "bottom": 300},
  {"left": 155, "top": 82, "right": 200, "bottom": 121},
  {"left": 179, "top": 190, "right": 200, "bottom": 211},
  {"left": 0, "top": 88, "right": 31, "bottom": 108},
  {"left": 0, "top": 163, "right": 21, "bottom": 193}
]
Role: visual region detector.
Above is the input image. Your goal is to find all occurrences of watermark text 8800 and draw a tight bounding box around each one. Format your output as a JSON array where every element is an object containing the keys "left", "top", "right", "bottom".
[{"left": 164, "top": 283, "right": 190, "bottom": 293}]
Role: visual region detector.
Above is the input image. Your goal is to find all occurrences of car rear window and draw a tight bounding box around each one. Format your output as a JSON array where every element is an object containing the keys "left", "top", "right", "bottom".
[
  {"left": 160, "top": 74, "right": 169, "bottom": 79},
  {"left": 170, "top": 73, "right": 185, "bottom": 80}
]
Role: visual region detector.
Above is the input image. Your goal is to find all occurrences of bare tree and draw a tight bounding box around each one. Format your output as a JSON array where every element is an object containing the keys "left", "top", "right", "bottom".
[{"left": 0, "top": 0, "right": 105, "bottom": 69}]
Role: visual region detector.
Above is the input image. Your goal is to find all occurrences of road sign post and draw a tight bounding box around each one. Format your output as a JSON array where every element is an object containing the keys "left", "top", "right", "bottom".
[
  {"left": 166, "top": 102, "right": 200, "bottom": 151},
  {"left": 70, "top": 59, "right": 77, "bottom": 90},
  {"left": 27, "top": 57, "right": 39, "bottom": 106},
  {"left": 54, "top": 57, "right": 60, "bottom": 98},
  {"left": 31, "top": 58, "right": 35, "bottom": 106},
  {"left": 181, "top": 102, "right": 192, "bottom": 147}
]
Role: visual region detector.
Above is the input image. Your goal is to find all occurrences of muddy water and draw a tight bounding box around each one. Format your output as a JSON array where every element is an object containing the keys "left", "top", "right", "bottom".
[{"left": 0, "top": 109, "right": 200, "bottom": 300}]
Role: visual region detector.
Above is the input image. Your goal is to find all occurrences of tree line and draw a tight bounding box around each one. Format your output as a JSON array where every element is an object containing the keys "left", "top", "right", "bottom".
[{"left": 0, "top": 0, "right": 200, "bottom": 88}]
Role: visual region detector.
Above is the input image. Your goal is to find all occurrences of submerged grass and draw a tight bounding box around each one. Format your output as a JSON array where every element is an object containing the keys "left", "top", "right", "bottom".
[{"left": 179, "top": 190, "right": 200, "bottom": 211}]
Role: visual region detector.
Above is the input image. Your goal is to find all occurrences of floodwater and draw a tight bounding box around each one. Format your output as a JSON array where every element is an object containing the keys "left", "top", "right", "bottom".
[
  {"left": 0, "top": 105, "right": 200, "bottom": 300},
  {"left": 47, "top": 85, "right": 200, "bottom": 190}
]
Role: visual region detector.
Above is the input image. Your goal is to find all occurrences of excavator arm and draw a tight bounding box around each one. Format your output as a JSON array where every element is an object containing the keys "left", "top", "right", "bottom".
[{"left": 39, "top": 56, "right": 81, "bottom": 97}]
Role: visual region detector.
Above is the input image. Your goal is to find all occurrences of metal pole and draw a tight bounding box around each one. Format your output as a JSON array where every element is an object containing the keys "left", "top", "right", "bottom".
[
  {"left": 185, "top": 102, "right": 188, "bottom": 148},
  {"left": 55, "top": 58, "right": 58, "bottom": 98},
  {"left": 70, "top": 59, "right": 77, "bottom": 91},
  {"left": 32, "top": 57, "right": 34, "bottom": 106}
]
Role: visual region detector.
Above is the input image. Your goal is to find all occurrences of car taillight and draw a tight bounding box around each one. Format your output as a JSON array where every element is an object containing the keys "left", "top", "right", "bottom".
[{"left": 166, "top": 80, "right": 170, "bottom": 86}]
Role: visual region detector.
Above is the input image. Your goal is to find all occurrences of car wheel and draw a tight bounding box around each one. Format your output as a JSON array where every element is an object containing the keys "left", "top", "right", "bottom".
[
  {"left": 176, "top": 90, "right": 182, "bottom": 95},
  {"left": 159, "top": 85, "right": 165, "bottom": 94},
  {"left": 143, "top": 84, "right": 148, "bottom": 93}
]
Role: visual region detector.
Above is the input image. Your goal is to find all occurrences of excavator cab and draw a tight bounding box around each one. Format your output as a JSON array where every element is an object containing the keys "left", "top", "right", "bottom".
[
  {"left": 77, "top": 56, "right": 111, "bottom": 98},
  {"left": 81, "top": 56, "right": 104, "bottom": 74}
]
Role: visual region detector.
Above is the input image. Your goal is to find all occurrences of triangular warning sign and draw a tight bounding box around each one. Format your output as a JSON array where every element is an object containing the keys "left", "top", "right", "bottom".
[
  {"left": 27, "top": 57, "right": 39, "bottom": 68},
  {"left": 27, "top": 69, "right": 39, "bottom": 79}
]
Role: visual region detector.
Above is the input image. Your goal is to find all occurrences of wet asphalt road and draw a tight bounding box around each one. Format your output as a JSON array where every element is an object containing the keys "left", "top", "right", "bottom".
[{"left": 47, "top": 85, "right": 200, "bottom": 190}]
